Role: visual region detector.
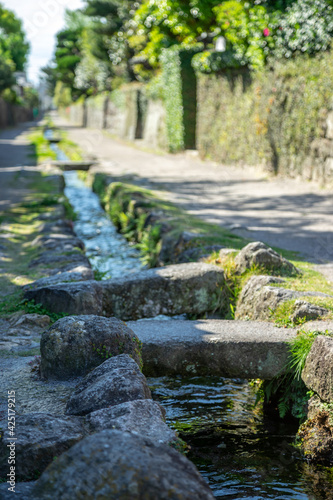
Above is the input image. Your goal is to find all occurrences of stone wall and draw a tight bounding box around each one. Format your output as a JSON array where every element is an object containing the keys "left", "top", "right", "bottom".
[
  {"left": 196, "top": 51, "right": 333, "bottom": 185},
  {"left": 66, "top": 87, "right": 167, "bottom": 150},
  {"left": 142, "top": 99, "right": 167, "bottom": 151},
  {"left": 69, "top": 100, "right": 86, "bottom": 127},
  {"left": 0, "top": 98, "right": 33, "bottom": 129}
]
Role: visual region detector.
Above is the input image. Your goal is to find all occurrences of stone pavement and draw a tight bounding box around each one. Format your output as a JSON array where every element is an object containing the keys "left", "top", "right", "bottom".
[{"left": 52, "top": 113, "right": 333, "bottom": 281}]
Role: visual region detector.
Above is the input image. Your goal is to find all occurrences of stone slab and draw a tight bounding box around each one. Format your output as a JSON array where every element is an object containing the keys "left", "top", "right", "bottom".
[
  {"left": 302, "top": 321, "right": 333, "bottom": 334},
  {"left": 128, "top": 319, "right": 297, "bottom": 379},
  {"left": 50, "top": 160, "right": 96, "bottom": 171},
  {"left": 24, "top": 263, "right": 225, "bottom": 320}
]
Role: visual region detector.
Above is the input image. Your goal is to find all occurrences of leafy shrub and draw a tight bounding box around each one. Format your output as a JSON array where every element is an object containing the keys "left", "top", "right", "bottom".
[
  {"left": 192, "top": 50, "right": 241, "bottom": 73},
  {"left": 161, "top": 46, "right": 199, "bottom": 151},
  {"left": 258, "top": 330, "right": 332, "bottom": 421},
  {"left": 274, "top": 0, "right": 333, "bottom": 59},
  {"left": 214, "top": 0, "right": 277, "bottom": 69}
]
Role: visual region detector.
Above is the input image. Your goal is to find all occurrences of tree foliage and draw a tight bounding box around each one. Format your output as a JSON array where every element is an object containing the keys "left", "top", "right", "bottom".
[
  {"left": 47, "top": 0, "right": 333, "bottom": 95},
  {"left": 0, "top": 3, "right": 29, "bottom": 93}
]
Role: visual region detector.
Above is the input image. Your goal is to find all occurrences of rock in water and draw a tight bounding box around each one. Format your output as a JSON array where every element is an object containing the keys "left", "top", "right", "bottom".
[
  {"left": 65, "top": 354, "right": 151, "bottom": 416},
  {"left": 40, "top": 316, "right": 142, "bottom": 380},
  {"left": 30, "top": 430, "right": 215, "bottom": 499},
  {"left": 86, "top": 399, "right": 177, "bottom": 444},
  {"left": 298, "top": 396, "right": 333, "bottom": 465},
  {"left": 235, "top": 241, "right": 298, "bottom": 274}
]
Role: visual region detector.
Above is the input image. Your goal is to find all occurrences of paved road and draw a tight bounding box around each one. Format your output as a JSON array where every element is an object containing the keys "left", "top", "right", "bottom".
[
  {"left": 53, "top": 114, "right": 333, "bottom": 280},
  {"left": 0, "top": 122, "right": 38, "bottom": 211}
]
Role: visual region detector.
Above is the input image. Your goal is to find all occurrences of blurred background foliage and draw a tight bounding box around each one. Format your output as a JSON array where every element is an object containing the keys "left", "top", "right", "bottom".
[
  {"left": 0, "top": 2, "right": 29, "bottom": 94},
  {"left": 43, "top": 0, "right": 333, "bottom": 97}
]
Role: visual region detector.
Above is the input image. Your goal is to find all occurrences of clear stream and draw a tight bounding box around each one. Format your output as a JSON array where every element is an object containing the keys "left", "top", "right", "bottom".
[{"left": 58, "top": 152, "right": 332, "bottom": 499}]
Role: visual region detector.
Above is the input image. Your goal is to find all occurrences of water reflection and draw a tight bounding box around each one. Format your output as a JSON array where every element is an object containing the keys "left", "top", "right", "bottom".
[{"left": 149, "top": 376, "right": 332, "bottom": 499}]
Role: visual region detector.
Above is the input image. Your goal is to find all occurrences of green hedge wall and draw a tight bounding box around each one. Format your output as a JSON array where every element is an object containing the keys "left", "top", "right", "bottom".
[
  {"left": 161, "top": 46, "right": 199, "bottom": 152},
  {"left": 196, "top": 51, "right": 333, "bottom": 177}
]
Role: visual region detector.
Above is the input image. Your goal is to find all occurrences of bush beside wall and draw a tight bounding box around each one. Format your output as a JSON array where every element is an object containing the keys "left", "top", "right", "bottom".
[
  {"left": 161, "top": 47, "right": 198, "bottom": 152},
  {"left": 196, "top": 51, "right": 333, "bottom": 181}
]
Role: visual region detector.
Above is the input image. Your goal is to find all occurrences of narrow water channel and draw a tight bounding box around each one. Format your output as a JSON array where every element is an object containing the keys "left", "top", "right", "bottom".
[{"left": 55, "top": 140, "right": 332, "bottom": 499}]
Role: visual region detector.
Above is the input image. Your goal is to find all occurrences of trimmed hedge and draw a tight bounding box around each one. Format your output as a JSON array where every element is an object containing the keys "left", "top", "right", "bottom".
[
  {"left": 161, "top": 46, "right": 199, "bottom": 152},
  {"left": 196, "top": 50, "right": 333, "bottom": 177}
]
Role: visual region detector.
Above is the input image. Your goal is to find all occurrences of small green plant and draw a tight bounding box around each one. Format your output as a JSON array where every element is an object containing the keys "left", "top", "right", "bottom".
[
  {"left": 257, "top": 330, "right": 333, "bottom": 421},
  {"left": 94, "top": 269, "right": 108, "bottom": 281},
  {"left": 63, "top": 197, "right": 77, "bottom": 221},
  {"left": 136, "top": 224, "right": 162, "bottom": 268},
  {"left": 0, "top": 296, "right": 68, "bottom": 324},
  {"left": 92, "top": 343, "right": 114, "bottom": 359}
]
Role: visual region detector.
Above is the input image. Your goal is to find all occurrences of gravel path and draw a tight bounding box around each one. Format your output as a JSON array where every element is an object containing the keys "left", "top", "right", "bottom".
[{"left": 53, "top": 114, "right": 333, "bottom": 281}]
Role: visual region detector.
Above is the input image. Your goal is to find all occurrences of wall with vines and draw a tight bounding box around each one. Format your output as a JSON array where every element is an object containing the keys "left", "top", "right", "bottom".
[{"left": 196, "top": 50, "right": 333, "bottom": 180}]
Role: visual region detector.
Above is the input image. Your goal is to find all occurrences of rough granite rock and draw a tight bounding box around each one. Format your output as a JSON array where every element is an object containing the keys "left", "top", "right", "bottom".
[
  {"left": 86, "top": 399, "right": 177, "bottom": 444},
  {"left": 234, "top": 241, "right": 298, "bottom": 274},
  {"left": 0, "top": 483, "right": 35, "bottom": 499},
  {"left": 8, "top": 313, "right": 50, "bottom": 329},
  {"left": 290, "top": 300, "right": 329, "bottom": 323},
  {"left": 30, "top": 430, "right": 215, "bottom": 500},
  {"left": 303, "top": 321, "right": 333, "bottom": 334},
  {"left": 39, "top": 220, "right": 75, "bottom": 235},
  {"left": 25, "top": 263, "right": 225, "bottom": 320},
  {"left": 177, "top": 245, "right": 224, "bottom": 263},
  {"left": 66, "top": 354, "right": 151, "bottom": 416},
  {"left": 29, "top": 252, "right": 91, "bottom": 269},
  {"left": 25, "top": 281, "right": 104, "bottom": 316},
  {"left": 236, "top": 275, "right": 332, "bottom": 320},
  {"left": 31, "top": 234, "right": 85, "bottom": 252},
  {"left": 40, "top": 316, "right": 142, "bottom": 380},
  {"left": 236, "top": 275, "right": 291, "bottom": 320},
  {"left": 0, "top": 413, "right": 84, "bottom": 480},
  {"left": 302, "top": 336, "right": 333, "bottom": 403},
  {"left": 23, "top": 265, "right": 94, "bottom": 291},
  {"left": 298, "top": 398, "right": 333, "bottom": 465}
]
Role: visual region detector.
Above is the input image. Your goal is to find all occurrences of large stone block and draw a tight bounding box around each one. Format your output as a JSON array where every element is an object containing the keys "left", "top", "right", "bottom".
[
  {"left": 25, "top": 281, "right": 104, "bottom": 316},
  {"left": 129, "top": 319, "right": 297, "bottom": 379},
  {"left": 101, "top": 263, "right": 225, "bottom": 320},
  {"left": 65, "top": 354, "right": 151, "bottom": 416},
  {"left": 86, "top": 399, "right": 177, "bottom": 444},
  {"left": 302, "top": 335, "right": 333, "bottom": 403},
  {"left": 25, "top": 263, "right": 225, "bottom": 320},
  {"left": 30, "top": 430, "right": 215, "bottom": 499},
  {"left": 40, "top": 316, "right": 142, "bottom": 380}
]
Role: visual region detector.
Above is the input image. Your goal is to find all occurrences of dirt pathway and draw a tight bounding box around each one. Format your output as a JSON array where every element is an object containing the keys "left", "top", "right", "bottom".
[{"left": 53, "top": 114, "right": 333, "bottom": 280}]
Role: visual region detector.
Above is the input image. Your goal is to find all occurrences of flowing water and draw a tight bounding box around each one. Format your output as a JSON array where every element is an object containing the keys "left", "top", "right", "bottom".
[
  {"left": 63, "top": 170, "right": 143, "bottom": 279},
  {"left": 52, "top": 136, "right": 332, "bottom": 499}
]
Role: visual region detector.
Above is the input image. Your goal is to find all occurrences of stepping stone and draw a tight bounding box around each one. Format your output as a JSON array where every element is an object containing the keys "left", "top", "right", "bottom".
[
  {"left": 128, "top": 319, "right": 297, "bottom": 379},
  {"left": 24, "top": 263, "right": 225, "bottom": 320},
  {"left": 50, "top": 160, "right": 96, "bottom": 171},
  {"left": 29, "top": 430, "right": 215, "bottom": 499}
]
